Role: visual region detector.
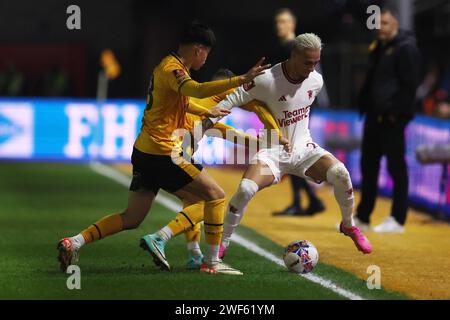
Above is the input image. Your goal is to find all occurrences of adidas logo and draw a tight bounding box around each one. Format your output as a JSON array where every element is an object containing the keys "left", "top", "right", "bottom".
[{"left": 278, "top": 95, "right": 287, "bottom": 101}]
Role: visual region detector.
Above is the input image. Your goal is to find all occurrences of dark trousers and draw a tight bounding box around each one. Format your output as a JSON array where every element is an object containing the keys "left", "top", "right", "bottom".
[
  {"left": 356, "top": 116, "right": 409, "bottom": 225},
  {"left": 290, "top": 175, "right": 319, "bottom": 207}
]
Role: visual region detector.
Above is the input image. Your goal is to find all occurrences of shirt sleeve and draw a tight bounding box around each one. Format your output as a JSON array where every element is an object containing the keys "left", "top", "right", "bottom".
[
  {"left": 313, "top": 73, "right": 324, "bottom": 99},
  {"left": 209, "top": 122, "right": 258, "bottom": 147},
  {"left": 164, "top": 60, "right": 241, "bottom": 99},
  {"left": 240, "top": 100, "right": 282, "bottom": 137},
  {"left": 391, "top": 42, "right": 421, "bottom": 118},
  {"left": 165, "top": 63, "right": 193, "bottom": 92},
  {"left": 187, "top": 99, "right": 211, "bottom": 116},
  {"left": 179, "top": 77, "right": 241, "bottom": 99},
  {"left": 207, "top": 81, "right": 259, "bottom": 124},
  {"left": 216, "top": 81, "right": 258, "bottom": 109},
  {"left": 314, "top": 66, "right": 329, "bottom": 107},
  {"left": 215, "top": 88, "right": 236, "bottom": 102}
]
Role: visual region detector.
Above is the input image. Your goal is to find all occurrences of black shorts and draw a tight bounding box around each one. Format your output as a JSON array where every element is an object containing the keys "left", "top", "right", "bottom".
[{"left": 129, "top": 147, "right": 203, "bottom": 194}]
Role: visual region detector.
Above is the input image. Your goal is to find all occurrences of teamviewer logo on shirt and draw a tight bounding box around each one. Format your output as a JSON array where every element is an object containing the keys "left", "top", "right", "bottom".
[{"left": 0, "top": 104, "right": 34, "bottom": 158}]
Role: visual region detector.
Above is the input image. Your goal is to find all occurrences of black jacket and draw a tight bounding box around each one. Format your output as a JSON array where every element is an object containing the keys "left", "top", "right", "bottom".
[{"left": 358, "top": 30, "right": 421, "bottom": 121}]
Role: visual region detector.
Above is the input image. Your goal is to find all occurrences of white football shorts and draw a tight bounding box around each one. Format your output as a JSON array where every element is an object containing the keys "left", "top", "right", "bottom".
[{"left": 251, "top": 140, "right": 331, "bottom": 184}]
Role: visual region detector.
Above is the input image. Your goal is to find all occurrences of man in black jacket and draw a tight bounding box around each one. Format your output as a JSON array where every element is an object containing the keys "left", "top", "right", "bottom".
[{"left": 355, "top": 7, "right": 420, "bottom": 233}]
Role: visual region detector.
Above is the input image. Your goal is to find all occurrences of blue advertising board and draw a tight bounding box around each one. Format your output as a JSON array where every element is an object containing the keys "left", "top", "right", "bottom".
[{"left": 0, "top": 98, "right": 449, "bottom": 216}]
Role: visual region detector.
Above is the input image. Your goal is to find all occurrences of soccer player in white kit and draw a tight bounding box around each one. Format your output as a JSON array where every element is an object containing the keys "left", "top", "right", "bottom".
[{"left": 206, "top": 33, "right": 372, "bottom": 257}]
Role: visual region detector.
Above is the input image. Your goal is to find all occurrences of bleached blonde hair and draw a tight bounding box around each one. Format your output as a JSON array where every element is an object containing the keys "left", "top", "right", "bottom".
[{"left": 293, "top": 33, "right": 323, "bottom": 52}]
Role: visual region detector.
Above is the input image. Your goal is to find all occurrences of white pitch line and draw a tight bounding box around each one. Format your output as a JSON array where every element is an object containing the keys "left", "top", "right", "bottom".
[
  {"left": 89, "top": 161, "right": 365, "bottom": 300},
  {"left": 231, "top": 234, "right": 363, "bottom": 300}
]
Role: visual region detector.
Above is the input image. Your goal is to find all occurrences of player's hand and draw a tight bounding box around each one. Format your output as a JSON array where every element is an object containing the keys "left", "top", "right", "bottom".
[
  {"left": 280, "top": 137, "right": 292, "bottom": 154},
  {"left": 239, "top": 57, "right": 271, "bottom": 85},
  {"left": 205, "top": 106, "right": 231, "bottom": 118}
]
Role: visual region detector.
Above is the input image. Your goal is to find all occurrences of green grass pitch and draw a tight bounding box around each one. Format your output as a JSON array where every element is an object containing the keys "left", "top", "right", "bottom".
[{"left": 0, "top": 162, "right": 407, "bottom": 300}]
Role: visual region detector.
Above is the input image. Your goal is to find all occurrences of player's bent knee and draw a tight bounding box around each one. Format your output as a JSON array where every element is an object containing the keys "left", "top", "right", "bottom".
[
  {"left": 326, "top": 162, "right": 354, "bottom": 206},
  {"left": 231, "top": 178, "right": 259, "bottom": 208},
  {"left": 326, "top": 163, "right": 353, "bottom": 195},
  {"left": 326, "top": 162, "right": 351, "bottom": 185}
]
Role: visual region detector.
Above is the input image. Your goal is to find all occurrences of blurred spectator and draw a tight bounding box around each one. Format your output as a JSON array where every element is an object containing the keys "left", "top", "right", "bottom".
[
  {"left": 270, "top": 8, "right": 326, "bottom": 217},
  {"left": 435, "top": 100, "right": 450, "bottom": 118},
  {"left": 0, "top": 64, "right": 25, "bottom": 96},
  {"left": 418, "top": 65, "right": 450, "bottom": 118},
  {"left": 271, "top": 8, "right": 297, "bottom": 61},
  {"left": 355, "top": 6, "right": 421, "bottom": 233},
  {"left": 270, "top": 8, "right": 330, "bottom": 108}
]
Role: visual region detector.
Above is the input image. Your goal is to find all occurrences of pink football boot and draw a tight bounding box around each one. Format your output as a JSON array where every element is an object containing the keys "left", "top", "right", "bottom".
[{"left": 340, "top": 222, "right": 373, "bottom": 254}]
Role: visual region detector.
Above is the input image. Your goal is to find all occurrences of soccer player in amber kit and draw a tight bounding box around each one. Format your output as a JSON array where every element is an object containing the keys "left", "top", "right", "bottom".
[
  {"left": 57, "top": 21, "right": 270, "bottom": 275},
  {"left": 145, "top": 68, "right": 288, "bottom": 271}
]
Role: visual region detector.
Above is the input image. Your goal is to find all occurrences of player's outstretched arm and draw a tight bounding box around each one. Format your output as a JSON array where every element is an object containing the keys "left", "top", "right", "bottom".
[
  {"left": 199, "top": 59, "right": 270, "bottom": 134},
  {"left": 183, "top": 100, "right": 231, "bottom": 156},
  {"left": 179, "top": 58, "right": 270, "bottom": 99},
  {"left": 239, "top": 100, "right": 291, "bottom": 153},
  {"left": 201, "top": 81, "right": 261, "bottom": 132},
  {"left": 206, "top": 123, "right": 258, "bottom": 148},
  {"left": 241, "top": 100, "right": 281, "bottom": 137},
  {"left": 188, "top": 99, "right": 231, "bottom": 118}
]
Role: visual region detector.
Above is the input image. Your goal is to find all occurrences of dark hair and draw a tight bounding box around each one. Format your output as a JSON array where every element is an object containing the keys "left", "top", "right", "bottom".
[
  {"left": 180, "top": 21, "right": 216, "bottom": 48},
  {"left": 212, "top": 68, "right": 235, "bottom": 81},
  {"left": 381, "top": 3, "right": 399, "bottom": 20},
  {"left": 274, "top": 8, "right": 297, "bottom": 22}
]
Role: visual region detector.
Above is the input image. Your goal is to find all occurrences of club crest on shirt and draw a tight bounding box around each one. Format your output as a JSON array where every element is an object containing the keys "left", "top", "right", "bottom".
[
  {"left": 173, "top": 69, "right": 190, "bottom": 85},
  {"left": 243, "top": 80, "right": 255, "bottom": 92},
  {"left": 308, "top": 90, "right": 313, "bottom": 99},
  {"left": 173, "top": 69, "right": 186, "bottom": 78}
]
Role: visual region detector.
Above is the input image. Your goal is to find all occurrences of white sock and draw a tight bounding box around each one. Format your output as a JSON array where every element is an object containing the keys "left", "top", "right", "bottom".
[
  {"left": 187, "top": 241, "right": 202, "bottom": 256},
  {"left": 222, "top": 209, "right": 241, "bottom": 248},
  {"left": 71, "top": 234, "right": 85, "bottom": 250},
  {"left": 339, "top": 206, "right": 355, "bottom": 228},
  {"left": 222, "top": 178, "right": 259, "bottom": 247},
  {"left": 157, "top": 226, "right": 173, "bottom": 241},
  {"left": 204, "top": 243, "right": 220, "bottom": 265},
  {"left": 326, "top": 162, "right": 355, "bottom": 227}
]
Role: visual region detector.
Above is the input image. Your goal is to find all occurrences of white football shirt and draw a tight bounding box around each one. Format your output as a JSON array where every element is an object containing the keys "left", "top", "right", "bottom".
[{"left": 212, "top": 62, "right": 323, "bottom": 147}]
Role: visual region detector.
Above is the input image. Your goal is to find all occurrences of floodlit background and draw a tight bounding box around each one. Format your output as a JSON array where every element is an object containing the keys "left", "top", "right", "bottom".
[{"left": 1, "top": 0, "right": 450, "bottom": 300}]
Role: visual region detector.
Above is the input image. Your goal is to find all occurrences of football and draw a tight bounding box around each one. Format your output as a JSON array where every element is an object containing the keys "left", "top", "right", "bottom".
[{"left": 283, "top": 240, "right": 319, "bottom": 274}]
